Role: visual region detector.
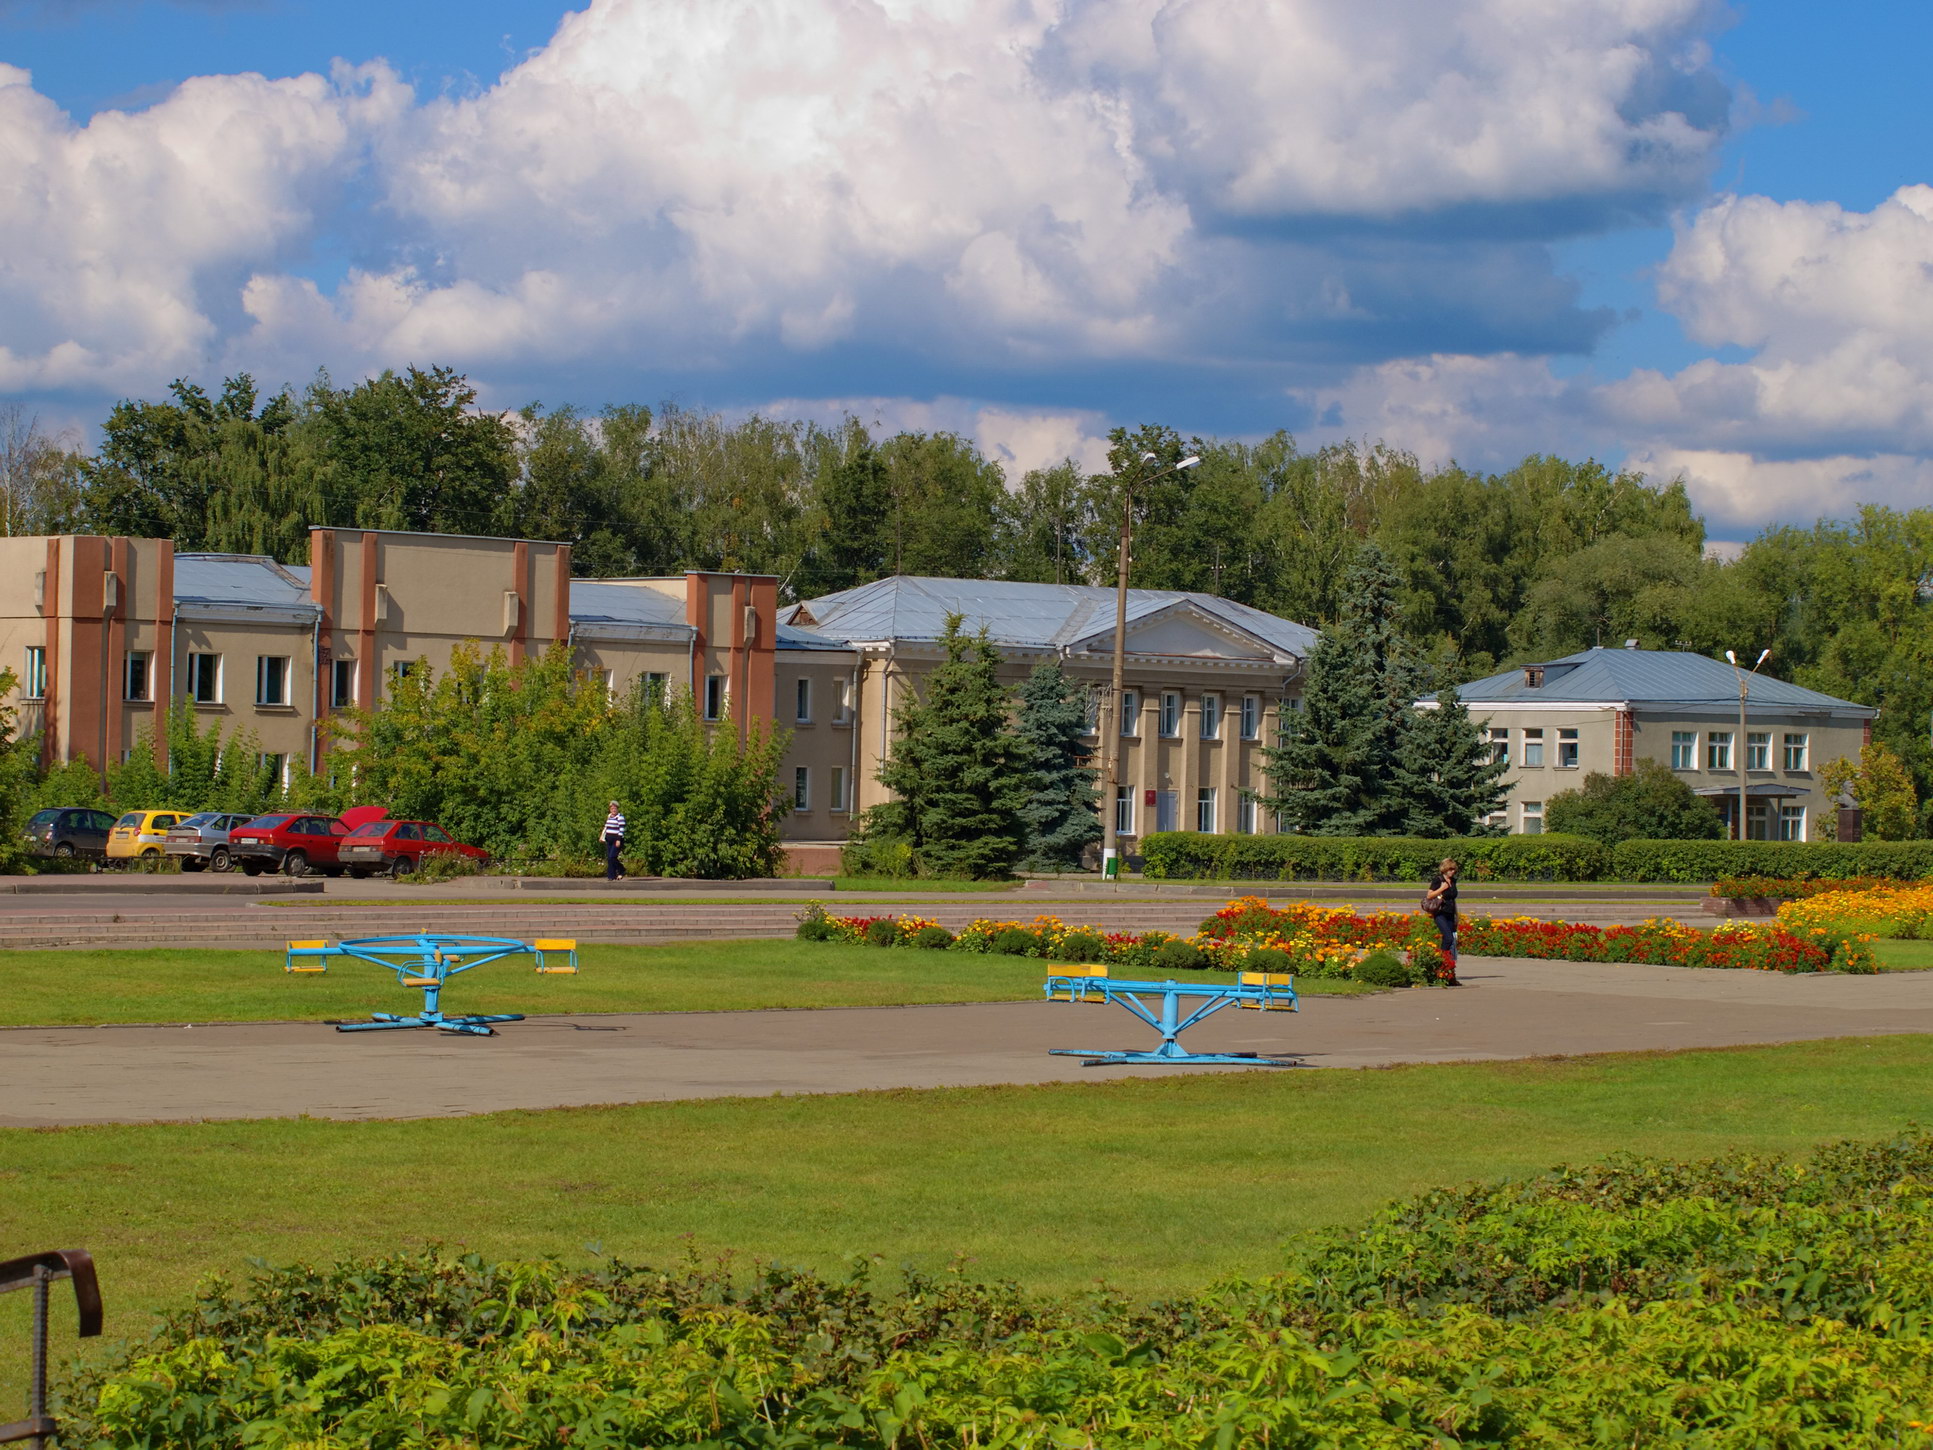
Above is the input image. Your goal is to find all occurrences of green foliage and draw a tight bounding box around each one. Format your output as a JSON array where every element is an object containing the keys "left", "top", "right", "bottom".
[
  {"left": 1393, "top": 678, "right": 1510, "bottom": 836},
  {"left": 1154, "top": 938, "right": 1203, "bottom": 971},
  {"left": 0, "top": 667, "right": 31, "bottom": 872},
  {"left": 990, "top": 926, "right": 1038, "bottom": 955},
  {"left": 911, "top": 924, "right": 954, "bottom": 949},
  {"left": 1013, "top": 661, "right": 1101, "bottom": 870},
  {"left": 867, "top": 614, "right": 1034, "bottom": 879},
  {"left": 1612, "top": 838, "right": 1933, "bottom": 883},
  {"left": 28, "top": 752, "right": 107, "bottom": 813},
  {"left": 1822, "top": 741, "right": 1920, "bottom": 841},
  {"left": 1056, "top": 929, "right": 1108, "bottom": 962},
  {"left": 1545, "top": 758, "right": 1728, "bottom": 846},
  {"left": 103, "top": 735, "right": 177, "bottom": 812},
  {"left": 1353, "top": 949, "right": 1414, "bottom": 988},
  {"left": 65, "top": 1132, "right": 1933, "bottom": 1449},
  {"left": 1141, "top": 830, "right": 1612, "bottom": 882},
  {"left": 863, "top": 917, "right": 899, "bottom": 947}
]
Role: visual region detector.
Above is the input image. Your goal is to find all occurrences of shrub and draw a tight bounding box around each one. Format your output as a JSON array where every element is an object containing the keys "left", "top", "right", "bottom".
[
  {"left": 1056, "top": 929, "right": 1108, "bottom": 963},
  {"left": 912, "top": 924, "right": 954, "bottom": 949},
  {"left": 990, "top": 925, "right": 1040, "bottom": 955},
  {"left": 1154, "top": 938, "right": 1204, "bottom": 972},
  {"left": 795, "top": 915, "right": 838, "bottom": 942},
  {"left": 1352, "top": 950, "right": 1414, "bottom": 988},
  {"left": 863, "top": 917, "right": 900, "bottom": 947},
  {"left": 1141, "top": 831, "right": 1610, "bottom": 882},
  {"left": 412, "top": 851, "right": 483, "bottom": 884},
  {"left": 1613, "top": 839, "right": 1933, "bottom": 883},
  {"left": 1543, "top": 759, "right": 1727, "bottom": 845}
]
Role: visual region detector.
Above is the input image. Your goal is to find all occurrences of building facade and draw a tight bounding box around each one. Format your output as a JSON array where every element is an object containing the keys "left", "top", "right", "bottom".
[{"left": 1444, "top": 646, "right": 1877, "bottom": 841}]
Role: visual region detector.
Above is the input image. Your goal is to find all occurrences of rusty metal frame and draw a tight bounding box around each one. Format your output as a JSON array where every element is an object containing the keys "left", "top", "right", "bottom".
[{"left": 0, "top": 1250, "right": 102, "bottom": 1448}]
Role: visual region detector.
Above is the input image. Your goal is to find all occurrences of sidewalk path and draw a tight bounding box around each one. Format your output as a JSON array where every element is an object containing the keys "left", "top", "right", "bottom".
[{"left": 6, "top": 958, "right": 1929, "bottom": 1127}]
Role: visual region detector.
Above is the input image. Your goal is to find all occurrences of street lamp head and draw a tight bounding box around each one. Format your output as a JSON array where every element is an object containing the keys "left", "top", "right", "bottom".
[
  {"left": 1725, "top": 649, "right": 1737, "bottom": 665},
  {"left": 1139, "top": 451, "right": 1158, "bottom": 463},
  {"left": 1755, "top": 648, "right": 1772, "bottom": 668},
  {"left": 1178, "top": 455, "right": 1202, "bottom": 470}
]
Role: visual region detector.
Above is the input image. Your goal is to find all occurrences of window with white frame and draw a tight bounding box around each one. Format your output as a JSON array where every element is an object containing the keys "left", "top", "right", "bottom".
[
  {"left": 1778, "top": 804, "right": 1806, "bottom": 841},
  {"left": 795, "top": 677, "right": 812, "bottom": 723},
  {"left": 703, "top": 674, "right": 726, "bottom": 720},
  {"left": 1487, "top": 727, "right": 1510, "bottom": 766},
  {"left": 123, "top": 650, "right": 151, "bottom": 702},
  {"left": 829, "top": 766, "right": 848, "bottom": 812},
  {"left": 331, "top": 658, "right": 356, "bottom": 708},
  {"left": 1521, "top": 728, "right": 1545, "bottom": 767},
  {"left": 645, "top": 671, "right": 669, "bottom": 705},
  {"left": 1240, "top": 695, "right": 1260, "bottom": 740},
  {"left": 1119, "top": 690, "right": 1139, "bottom": 736},
  {"left": 1520, "top": 800, "right": 1544, "bottom": 835},
  {"left": 793, "top": 766, "right": 809, "bottom": 811},
  {"left": 1237, "top": 796, "right": 1257, "bottom": 834},
  {"left": 1556, "top": 727, "right": 1579, "bottom": 768},
  {"left": 1783, "top": 732, "right": 1809, "bottom": 771},
  {"left": 1706, "top": 730, "right": 1733, "bottom": 771},
  {"left": 1082, "top": 690, "right": 1100, "bottom": 735},
  {"left": 1199, "top": 694, "right": 1222, "bottom": 740},
  {"left": 1114, "top": 784, "right": 1134, "bottom": 835},
  {"left": 1159, "top": 691, "right": 1181, "bottom": 737},
  {"left": 1746, "top": 800, "right": 1770, "bottom": 841},
  {"left": 24, "top": 646, "right": 47, "bottom": 700},
  {"left": 258, "top": 752, "right": 286, "bottom": 787},
  {"left": 255, "top": 655, "right": 289, "bottom": 706},
  {"left": 186, "top": 652, "right": 221, "bottom": 704},
  {"left": 1671, "top": 730, "right": 1696, "bottom": 769},
  {"left": 832, "top": 677, "right": 853, "bottom": 723},
  {"left": 1746, "top": 731, "right": 1770, "bottom": 770},
  {"left": 1195, "top": 787, "right": 1217, "bottom": 833}
]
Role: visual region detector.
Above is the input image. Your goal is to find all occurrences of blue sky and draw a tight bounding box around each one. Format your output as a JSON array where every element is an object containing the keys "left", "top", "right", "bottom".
[{"left": 4, "top": 0, "right": 1932, "bottom": 532}]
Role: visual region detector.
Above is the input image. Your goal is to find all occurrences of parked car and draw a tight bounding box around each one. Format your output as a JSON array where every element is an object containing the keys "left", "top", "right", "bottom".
[
  {"left": 107, "top": 808, "right": 197, "bottom": 863},
  {"left": 338, "top": 819, "right": 490, "bottom": 878},
  {"left": 22, "top": 806, "right": 117, "bottom": 861},
  {"left": 163, "top": 812, "right": 261, "bottom": 873},
  {"left": 228, "top": 805, "right": 389, "bottom": 877}
]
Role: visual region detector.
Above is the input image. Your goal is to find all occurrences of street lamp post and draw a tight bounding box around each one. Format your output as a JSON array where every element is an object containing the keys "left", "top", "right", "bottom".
[
  {"left": 1724, "top": 647, "right": 1772, "bottom": 841},
  {"left": 1100, "top": 451, "right": 1200, "bottom": 879}
]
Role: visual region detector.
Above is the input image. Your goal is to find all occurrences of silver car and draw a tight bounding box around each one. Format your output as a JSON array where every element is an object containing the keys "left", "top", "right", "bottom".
[{"left": 163, "top": 812, "right": 261, "bottom": 873}]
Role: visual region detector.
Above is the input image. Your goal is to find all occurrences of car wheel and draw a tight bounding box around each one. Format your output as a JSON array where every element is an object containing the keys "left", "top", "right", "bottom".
[
  {"left": 241, "top": 862, "right": 263, "bottom": 877},
  {"left": 180, "top": 858, "right": 205, "bottom": 873},
  {"left": 282, "top": 850, "right": 309, "bottom": 877},
  {"left": 53, "top": 842, "right": 75, "bottom": 859},
  {"left": 140, "top": 847, "right": 160, "bottom": 859},
  {"left": 210, "top": 847, "right": 232, "bottom": 873},
  {"left": 387, "top": 856, "right": 412, "bottom": 879}
]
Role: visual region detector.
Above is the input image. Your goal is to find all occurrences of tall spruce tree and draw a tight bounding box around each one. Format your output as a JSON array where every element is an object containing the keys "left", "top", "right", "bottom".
[
  {"left": 868, "top": 615, "right": 1034, "bottom": 878},
  {"left": 1259, "top": 543, "right": 1418, "bottom": 834},
  {"left": 1392, "top": 679, "right": 1511, "bottom": 836},
  {"left": 1014, "top": 662, "right": 1101, "bottom": 870}
]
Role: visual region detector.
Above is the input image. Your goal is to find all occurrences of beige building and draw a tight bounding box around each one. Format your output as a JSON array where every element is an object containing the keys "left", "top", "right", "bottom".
[{"left": 1444, "top": 646, "right": 1877, "bottom": 841}]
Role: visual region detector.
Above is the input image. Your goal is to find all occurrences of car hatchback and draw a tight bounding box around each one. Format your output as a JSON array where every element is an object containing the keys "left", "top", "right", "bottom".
[
  {"left": 339, "top": 819, "right": 490, "bottom": 878},
  {"left": 163, "top": 812, "right": 260, "bottom": 873},
  {"left": 23, "top": 807, "right": 118, "bottom": 861},
  {"left": 107, "top": 808, "right": 197, "bottom": 862},
  {"left": 228, "top": 814, "right": 352, "bottom": 876}
]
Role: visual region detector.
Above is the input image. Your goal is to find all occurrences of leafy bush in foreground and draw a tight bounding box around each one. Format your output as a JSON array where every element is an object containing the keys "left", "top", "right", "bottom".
[{"left": 62, "top": 1132, "right": 1933, "bottom": 1447}]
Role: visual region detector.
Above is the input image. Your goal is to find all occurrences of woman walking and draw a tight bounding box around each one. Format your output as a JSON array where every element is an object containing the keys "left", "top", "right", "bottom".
[
  {"left": 601, "top": 801, "right": 627, "bottom": 882},
  {"left": 1422, "top": 857, "right": 1460, "bottom": 985}
]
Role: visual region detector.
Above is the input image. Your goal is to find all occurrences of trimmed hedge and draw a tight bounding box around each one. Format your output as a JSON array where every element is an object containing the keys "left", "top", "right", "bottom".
[
  {"left": 1140, "top": 831, "right": 1610, "bottom": 882},
  {"left": 1613, "top": 839, "right": 1933, "bottom": 884}
]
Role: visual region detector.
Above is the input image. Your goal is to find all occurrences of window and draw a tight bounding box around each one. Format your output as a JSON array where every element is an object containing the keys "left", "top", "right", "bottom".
[
  {"left": 1706, "top": 731, "right": 1733, "bottom": 771},
  {"left": 1557, "top": 728, "right": 1579, "bottom": 769},
  {"left": 257, "top": 753, "right": 286, "bottom": 786},
  {"left": 1195, "top": 787, "right": 1217, "bottom": 833},
  {"left": 423, "top": 824, "right": 453, "bottom": 843},
  {"left": 643, "top": 671, "right": 669, "bottom": 706},
  {"left": 393, "top": 660, "right": 418, "bottom": 684},
  {"left": 1159, "top": 691, "right": 1181, "bottom": 738},
  {"left": 1240, "top": 695, "right": 1261, "bottom": 740},
  {"left": 832, "top": 678, "right": 853, "bottom": 723},
  {"left": 1783, "top": 732, "right": 1809, "bottom": 771},
  {"left": 1199, "top": 695, "right": 1222, "bottom": 740},
  {"left": 186, "top": 652, "right": 221, "bottom": 704},
  {"left": 792, "top": 766, "right": 810, "bottom": 811},
  {"left": 1119, "top": 690, "right": 1139, "bottom": 737},
  {"left": 598, "top": 668, "right": 616, "bottom": 699},
  {"left": 1487, "top": 727, "right": 1510, "bottom": 767},
  {"left": 1671, "top": 730, "right": 1696, "bottom": 769},
  {"left": 1521, "top": 800, "right": 1544, "bottom": 835},
  {"left": 24, "top": 646, "right": 47, "bottom": 700},
  {"left": 331, "top": 658, "right": 356, "bottom": 708},
  {"left": 1746, "top": 800, "right": 1770, "bottom": 841},
  {"left": 1746, "top": 731, "right": 1770, "bottom": 770},
  {"left": 1521, "top": 728, "right": 1545, "bottom": 767},
  {"left": 1778, "top": 804, "right": 1806, "bottom": 841},
  {"left": 795, "top": 678, "right": 812, "bottom": 723},
  {"left": 255, "top": 656, "right": 289, "bottom": 706},
  {"left": 1082, "top": 690, "right": 1100, "bottom": 735},
  {"left": 703, "top": 674, "right": 726, "bottom": 720},
  {"left": 829, "top": 766, "right": 848, "bottom": 813},
  {"left": 1114, "top": 784, "right": 1134, "bottom": 835},
  {"left": 123, "top": 650, "right": 151, "bottom": 701},
  {"left": 1237, "top": 796, "right": 1257, "bottom": 834}
]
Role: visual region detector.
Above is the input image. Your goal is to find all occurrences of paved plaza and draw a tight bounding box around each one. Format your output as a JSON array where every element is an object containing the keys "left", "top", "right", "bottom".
[{"left": 6, "top": 955, "right": 1930, "bottom": 1127}]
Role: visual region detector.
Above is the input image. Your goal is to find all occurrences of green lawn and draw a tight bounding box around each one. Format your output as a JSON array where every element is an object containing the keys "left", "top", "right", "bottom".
[
  {"left": 1871, "top": 940, "right": 1933, "bottom": 971},
  {"left": 7, "top": 1035, "right": 1933, "bottom": 1386},
  {"left": 0, "top": 941, "right": 1373, "bottom": 1028}
]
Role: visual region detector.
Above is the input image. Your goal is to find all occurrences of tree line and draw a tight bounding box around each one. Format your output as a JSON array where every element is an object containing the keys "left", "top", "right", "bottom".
[{"left": 11, "top": 363, "right": 1933, "bottom": 807}]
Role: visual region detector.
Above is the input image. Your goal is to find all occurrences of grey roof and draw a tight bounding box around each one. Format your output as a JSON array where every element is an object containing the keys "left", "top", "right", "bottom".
[
  {"left": 567, "top": 581, "right": 689, "bottom": 629},
  {"left": 788, "top": 576, "right": 1316, "bottom": 660},
  {"left": 776, "top": 622, "right": 854, "bottom": 653},
  {"left": 172, "top": 554, "right": 315, "bottom": 611},
  {"left": 1452, "top": 647, "right": 1876, "bottom": 716}
]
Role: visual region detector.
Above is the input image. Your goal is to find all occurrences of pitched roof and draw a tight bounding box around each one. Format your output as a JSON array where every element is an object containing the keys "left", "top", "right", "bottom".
[
  {"left": 172, "top": 554, "right": 316, "bottom": 613},
  {"left": 1453, "top": 647, "right": 1876, "bottom": 716},
  {"left": 787, "top": 576, "right": 1316, "bottom": 661},
  {"left": 567, "top": 581, "right": 689, "bottom": 630}
]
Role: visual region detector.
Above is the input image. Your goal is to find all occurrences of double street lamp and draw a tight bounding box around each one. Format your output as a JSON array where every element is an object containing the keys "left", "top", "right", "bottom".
[
  {"left": 1724, "top": 647, "right": 1772, "bottom": 841},
  {"left": 1100, "top": 450, "right": 1201, "bottom": 879}
]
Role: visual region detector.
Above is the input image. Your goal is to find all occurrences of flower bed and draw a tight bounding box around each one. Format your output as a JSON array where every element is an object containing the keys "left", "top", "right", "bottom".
[
  {"left": 1457, "top": 915, "right": 1872, "bottom": 973},
  {"left": 1780, "top": 882, "right": 1933, "bottom": 940},
  {"left": 1709, "top": 874, "right": 1897, "bottom": 900}
]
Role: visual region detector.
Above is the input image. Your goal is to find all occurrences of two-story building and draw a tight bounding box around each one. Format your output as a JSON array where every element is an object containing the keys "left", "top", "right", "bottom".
[{"left": 1444, "top": 646, "right": 1877, "bottom": 840}]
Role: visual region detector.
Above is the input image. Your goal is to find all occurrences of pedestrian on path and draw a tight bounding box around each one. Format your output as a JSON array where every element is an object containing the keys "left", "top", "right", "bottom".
[
  {"left": 601, "top": 801, "right": 627, "bottom": 881},
  {"left": 1423, "top": 857, "right": 1460, "bottom": 985}
]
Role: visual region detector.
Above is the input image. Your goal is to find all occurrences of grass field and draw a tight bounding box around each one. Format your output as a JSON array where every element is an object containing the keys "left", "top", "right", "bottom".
[
  {"left": 1874, "top": 939, "right": 1933, "bottom": 970},
  {"left": 0, "top": 940, "right": 1374, "bottom": 1027},
  {"left": 7, "top": 1034, "right": 1933, "bottom": 1387}
]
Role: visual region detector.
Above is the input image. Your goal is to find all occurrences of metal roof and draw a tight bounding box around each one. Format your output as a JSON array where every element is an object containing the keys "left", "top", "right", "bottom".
[
  {"left": 172, "top": 554, "right": 315, "bottom": 612},
  {"left": 788, "top": 576, "right": 1316, "bottom": 660},
  {"left": 776, "top": 622, "right": 854, "bottom": 653},
  {"left": 567, "top": 581, "right": 689, "bottom": 629},
  {"left": 1453, "top": 647, "right": 1876, "bottom": 716}
]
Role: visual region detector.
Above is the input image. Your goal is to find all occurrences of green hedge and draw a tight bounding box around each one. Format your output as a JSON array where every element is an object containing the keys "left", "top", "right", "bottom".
[
  {"left": 1139, "top": 831, "right": 1611, "bottom": 882},
  {"left": 1612, "top": 839, "right": 1933, "bottom": 883}
]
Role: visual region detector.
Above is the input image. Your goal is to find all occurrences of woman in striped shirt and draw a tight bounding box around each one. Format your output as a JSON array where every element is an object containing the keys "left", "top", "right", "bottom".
[{"left": 602, "top": 802, "right": 627, "bottom": 881}]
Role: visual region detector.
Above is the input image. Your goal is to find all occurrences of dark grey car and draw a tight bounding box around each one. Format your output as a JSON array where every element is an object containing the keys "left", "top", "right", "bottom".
[
  {"left": 23, "top": 807, "right": 117, "bottom": 861},
  {"left": 163, "top": 812, "right": 260, "bottom": 873}
]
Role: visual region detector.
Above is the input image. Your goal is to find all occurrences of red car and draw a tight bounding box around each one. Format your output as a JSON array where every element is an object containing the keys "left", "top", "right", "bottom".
[
  {"left": 337, "top": 818, "right": 490, "bottom": 878},
  {"left": 230, "top": 806, "right": 389, "bottom": 878}
]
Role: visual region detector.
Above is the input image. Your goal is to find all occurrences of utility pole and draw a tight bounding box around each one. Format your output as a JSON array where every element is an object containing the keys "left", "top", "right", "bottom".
[{"left": 1725, "top": 647, "right": 1771, "bottom": 841}]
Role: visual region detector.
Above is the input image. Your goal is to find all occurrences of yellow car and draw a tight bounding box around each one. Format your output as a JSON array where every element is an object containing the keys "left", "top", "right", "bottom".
[{"left": 107, "top": 808, "right": 197, "bottom": 863}]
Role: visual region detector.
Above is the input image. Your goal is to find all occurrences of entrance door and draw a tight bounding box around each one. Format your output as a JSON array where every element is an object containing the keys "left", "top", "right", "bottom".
[{"left": 1155, "top": 790, "right": 1179, "bottom": 833}]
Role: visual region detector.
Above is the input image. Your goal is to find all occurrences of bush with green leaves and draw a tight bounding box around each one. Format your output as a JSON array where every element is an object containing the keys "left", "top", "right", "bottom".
[
  {"left": 1153, "top": 938, "right": 1203, "bottom": 972},
  {"left": 1352, "top": 949, "right": 1414, "bottom": 988},
  {"left": 1142, "top": 830, "right": 1610, "bottom": 882},
  {"left": 863, "top": 917, "right": 900, "bottom": 947},
  {"left": 1613, "top": 838, "right": 1933, "bottom": 883},
  {"left": 1056, "top": 929, "right": 1108, "bottom": 962},
  {"left": 912, "top": 924, "right": 954, "bottom": 949},
  {"left": 990, "top": 925, "right": 1041, "bottom": 955},
  {"left": 1544, "top": 758, "right": 1727, "bottom": 846}
]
